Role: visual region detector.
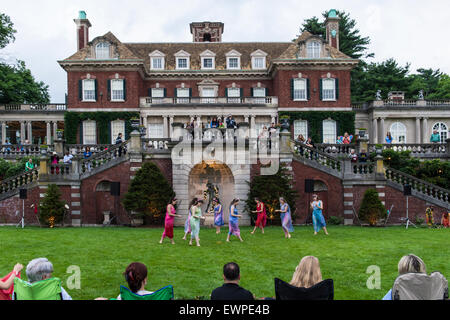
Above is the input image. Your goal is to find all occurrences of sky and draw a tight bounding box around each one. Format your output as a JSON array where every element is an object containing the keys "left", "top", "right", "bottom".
[{"left": 1, "top": 0, "right": 449, "bottom": 102}]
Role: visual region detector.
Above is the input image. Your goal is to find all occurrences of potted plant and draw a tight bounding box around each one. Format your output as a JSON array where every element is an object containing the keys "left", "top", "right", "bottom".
[
  {"left": 279, "top": 115, "right": 290, "bottom": 132},
  {"left": 358, "top": 128, "right": 367, "bottom": 138},
  {"left": 138, "top": 125, "right": 146, "bottom": 136},
  {"left": 56, "top": 129, "right": 64, "bottom": 140},
  {"left": 40, "top": 144, "right": 48, "bottom": 155},
  {"left": 375, "top": 143, "right": 383, "bottom": 156},
  {"left": 130, "top": 117, "right": 140, "bottom": 129}
]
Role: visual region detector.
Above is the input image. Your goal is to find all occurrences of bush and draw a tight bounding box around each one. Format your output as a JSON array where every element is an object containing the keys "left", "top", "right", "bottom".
[
  {"left": 38, "top": 184, "right": 67, "bottom": 227},
  {"left": 122, "top": 162, "right": 175, "bottom": 225},
  {"left": 328, "top": 216, "right": 344, "bottom": 225},
  {"left": 358, "top": 189, "right": 386, "bottom": 226},
  {"left": 415, "top": 216, "right": 425, "bottom": 226}
]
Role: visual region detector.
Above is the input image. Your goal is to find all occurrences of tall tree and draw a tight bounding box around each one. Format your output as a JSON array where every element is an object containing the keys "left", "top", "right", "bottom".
[
  {"left": 426, "top": 74, "right": 450, "bottom": 100},
  {"left": 0, "top": 12, "right": 50, "bottom": 104},
  {"left": 408, "top": 68, "right": 443, "bottom": 98}
]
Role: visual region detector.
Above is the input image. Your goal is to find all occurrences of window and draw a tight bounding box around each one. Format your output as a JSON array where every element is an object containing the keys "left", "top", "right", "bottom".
[
  {"left": 294, "top": 120, "right": 308, "bottom": 139},
  {"left": 148, "top": 123, "right": 164, "bottom": 138},
  {"left": 176, "top": 88, "right": 190, "bottom": 103},
  {"left": 111, "top": 120, "right": 125, "bottom": 144},
  {"left": 227, "top": 57, "right": 239, "bottom": 69},
  {"left": 293, "top": 78, "right": 307, "bottom": 101},
  {"left": 307, "top": 41, "right": 321, "bottom": 58},
  {"left": 82, "top": 120, "right": 96, "bottom": 144},
  {"left": 322, "top": 120, "right": 336, "bottom": 143},
  {"left": 151, "top": 57, "right": 164, "bottom": 70},
  {"left": 432, "top": 122, "right": 448, "bottom": 143},
  {"left": 111, "top": 79, "right": 124, "bottom": 101},
  {"left": 201, "top": 87, "right": 216, "bottom": 103},
  {"left": 252, "top": 57, "right": 265, "bottom": 69},
  {"left": 252, "top": 88, "right": 266, "bottom": 97},
  {"left": 390, "top": 122, "right": 407, "bottom": 143},
  {"left": 95, "top": 42, "right": 110, "bottom": 59},
  {"left": 227, "top": 88, "right": 241, "bottom": 103},
  {"left": 176, "top": 58, "right": 188, "bottom": 69},
  {"left": 82, "top": 79, "right": 96, "bottom": 101},
  {"left": 322, "top": 78, "right": 336, "bottom": 101},
  {"left": 202, "top": 58, "right": 214, "bottom": 69},
  {"left": 152, "top": 88, "right": 165, "bottom": 98}
]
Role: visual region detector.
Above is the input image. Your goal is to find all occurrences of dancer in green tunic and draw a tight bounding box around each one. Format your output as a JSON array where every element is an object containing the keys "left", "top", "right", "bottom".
[{"left": 189, "top": 199, "right": 204, "bottom": 247}]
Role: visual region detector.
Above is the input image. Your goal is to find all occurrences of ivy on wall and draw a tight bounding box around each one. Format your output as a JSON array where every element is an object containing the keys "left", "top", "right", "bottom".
[
  {"left": 279, "top": 111, "right": 356, "bottom": 143},
  {"left": 63, "top": 112, "right": 140, "bottom": 144}
]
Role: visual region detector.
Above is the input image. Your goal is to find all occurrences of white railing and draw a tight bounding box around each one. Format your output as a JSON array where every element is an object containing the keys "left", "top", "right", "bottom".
[
  {"left": 141, "top": 96, "right": 278, "bottom": 106},
  {"left": 0, "top": 104, "right": 67, "bottom": 111}
]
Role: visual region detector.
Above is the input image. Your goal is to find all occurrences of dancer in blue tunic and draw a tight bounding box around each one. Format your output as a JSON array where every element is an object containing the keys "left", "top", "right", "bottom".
[
  {"left": 275, "top": 197, "right": 294, "bottom": 238},
  {"left": 209, "top": 197, "right": 224, "bottom": 234},
  {"left": 310, "top": 194, "right": 329, "bottom": 235},
  {"left": 226, "top": 198, "right": 243, "bottom": 242}
]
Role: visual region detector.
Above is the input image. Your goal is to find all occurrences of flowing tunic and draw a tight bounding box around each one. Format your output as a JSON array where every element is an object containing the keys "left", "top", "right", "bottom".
[
  {"left": 228, "top": 206, "right": 240, "bottom": 237},
  {"left": 255, "top": 202, "right": 267, "bottom": 228},
  {"left": 280, "top": 203, "right": 294, "bottom": 232},
  {"left": 184, "top": 207, "right": 192, "bottom": 233},
  {"left": 214, "top": 204, "right": 224, "bottom": 227},
  {"left": 190, "top": 207, "right": 202, "bottom": 237},
  {"left": 312, "top": 200, "right": 326, "bottom": 232},
  {"left": 162, "top": 205, "right": 175, "bottom": 239}
]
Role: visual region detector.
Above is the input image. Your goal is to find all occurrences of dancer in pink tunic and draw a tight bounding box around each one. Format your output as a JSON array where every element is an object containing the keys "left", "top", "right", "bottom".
[{"left": 159, "top": 198, "right": 178, "bottom": 244}]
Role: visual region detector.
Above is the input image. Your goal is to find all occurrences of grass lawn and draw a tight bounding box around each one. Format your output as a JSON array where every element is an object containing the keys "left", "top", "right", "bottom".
[{"left": 0, "top": 225, "right": 448, "bottom": 300}]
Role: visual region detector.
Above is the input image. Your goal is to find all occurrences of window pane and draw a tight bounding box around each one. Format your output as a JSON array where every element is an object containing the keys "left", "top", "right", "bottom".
[
  {"left": 96, "top": 43, "right": 110, "bottom": 59},
  {"left": 253, "top": 57, "right": 265, "bottom": 69},
  {"left": 177, "top": 58, "right": 187, "bottom": 69},
  {"left": 148, "top": 124, "right": 164, "bottom": 138},
  {"left": 111, "top": 120, "right": 125, "bottom": 144},
  {"left": 390, "top": 122, "right": 406, "bottom": 144},
  {"left": 111, "top": 79, "right": 124, "bottom": 101},
  {"left": 294, "top": 120, "right": 308, "bottom": 138},
  {"left": 152, "top": 58, "right": 163, "bottom": 69},
  {"left": 177, "top": 88, "right": 190, "bottom": 97},
  {"left": 322, "top": 120, "right": 336, "bottom": 143},
  {"left": 432, "top": 122, "right": 448, "bottom": 143},
  {"left": 227, "top": 88, "right": 240, "bottom": 97},
  {"left": 322, "top": 79, "right": 335, "bottom": 100},
  {"left": 293, "top": 79, "right": 306, "bottom": 100},
  {"left": 202, "top": 88, "right": 215, "bottom": 97},
  {"left": 253, "top": 88, "right": 266, "bottom": 97},
  {"left": 83, "top": 80, "right": 95, "bottom": 101},
  {"left": 83, "top": 121, "right": 96, "bottom": 144},
  {"left": 203, "top": 58, "right": 213, "bottom": 68},
  {"left": 152, "top": 88, "right": 164, "bottom": 98},
  {"left": 307, "top": 41, "right": 320, "bottom": 58},
  {"left": 228, "top": 58, "right": 239, "bottom": 68}
]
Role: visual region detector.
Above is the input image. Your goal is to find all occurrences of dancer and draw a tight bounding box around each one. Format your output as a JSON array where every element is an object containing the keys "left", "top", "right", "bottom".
[
  {"left": 275, "top": 197, "right": 294, "bottom": 238},
  {"left": 159, "top": 197, "right": 178, "bottom": 244},
  {"left": 189, "top": 199, "right": 205, "bottom": 247},
  {"left": 251, "top": 198, "right": 267, "bottom": 234},
  {"left": 226, "top": 198, "right": 243, "bottom": 242},
  {"left": 310, "top": 194, "right": 329, "bottom": 235},
  {"left": 182, "top": 198, "right": 197, "bottom": 240},
  {"left": 209, "top": 197, "right": 224, "bottom": 234}
]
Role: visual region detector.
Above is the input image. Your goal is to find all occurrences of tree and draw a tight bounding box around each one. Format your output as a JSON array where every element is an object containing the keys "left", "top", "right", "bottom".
[
  {"left": 358, "top": 189, "right": 386, "bottom": 226},
  {"left": 38, "top": 184, "right": 67, "bottom": 227},
  {"left": 427, "top": 74, "right": 450, "bottom": 100},
  {"left": 122, "top": 162, "right": 175, "bottom": 225},
  {"left": 0, "top": 12, "right": 50, "bottom": 104},
  {"left": 245, "top": 164, "right": 299, "bottom": 225},
  {"left": 407, "top": 68, "right": 443, "bottom": 98}
]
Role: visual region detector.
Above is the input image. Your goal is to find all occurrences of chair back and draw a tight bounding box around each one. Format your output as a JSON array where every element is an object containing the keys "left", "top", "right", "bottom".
[
  {"left": 393, "top": 272, "right": 448, "bottom": 300},
  {"left": 274, "top": 278, "right": 334, "bottom": 300},
  {"left": 119, "top": 285, "right": 174, "bottom": 300},
  {"left": 14, "top": 277, "right": 62, "bottom": 300}
]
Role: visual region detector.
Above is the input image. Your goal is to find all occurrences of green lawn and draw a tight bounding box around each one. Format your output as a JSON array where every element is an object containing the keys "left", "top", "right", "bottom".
[{"left": 0, "top": 225, "right": 448, "bottom": 300}]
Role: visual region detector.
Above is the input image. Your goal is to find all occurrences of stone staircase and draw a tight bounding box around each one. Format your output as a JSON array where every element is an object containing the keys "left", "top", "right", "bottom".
[{"left": 0, "top": 167, "right": 39, "bottom": 201}]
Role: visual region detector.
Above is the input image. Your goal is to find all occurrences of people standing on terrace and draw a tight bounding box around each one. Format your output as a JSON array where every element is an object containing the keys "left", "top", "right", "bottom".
[
  {"left": 385, "top": 132, "right": 393, "bottom": 144},
  {"left": 430, "top": 130, "right": 440, "bottom": 143}
]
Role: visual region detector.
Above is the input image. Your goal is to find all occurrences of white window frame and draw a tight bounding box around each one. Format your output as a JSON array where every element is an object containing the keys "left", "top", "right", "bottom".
[
  {"left": 200, "top": 50, "right": 216, "bottom": 70},
  {"left": 322, "top": 78, "right": 336, "bottom": 101},
  {"left": 307, "top": 41, "right": 321, "bottom": 58},
  {"left": 201, "top": 57, "right": 214, "bottom": 69},
  {"left": 293, "top": 78, "right": 307, "bottom": 101},
  {"left": 151, "top": 57, "right": 164, "bottom": 70},
  {"left": 111, "top": 79, "right": 124, "bottom": 101},
  {"left": 252, "top": 88, "right": 266, "bottom": 97},
  {"left": 251, "top": 50, "right": 267, "bottom": 70},
  {"left": 111, "top": 120, "right": 125, "bottom": 144},
  {"left": 390, "top": 122, "right": 407, "bottom": 144},
  {"left": 322, "top": 119, "right": 336, "bottom": 143},
  {"left": 175, "top": 50, "right": 191, "bottom": 70},
  {"left": 432, "top": 122, "right": 448, "bottom": 143},
  {"left": 82, "top": 120, "right": 97, "bottom": 144},
  {"left": 175, "top": 88, "right": 190, "bottom": 104},
  {"left": 82, "top": 79, "right": 96, "bottom": 102},
  {"left": 176, "top": 58, "right": 189, "bottom": 70},
  {"left": 200, "top": 87, "right": 216, "bottom": 103},
  {"left": 227, "top": 87, "right": 241, "bottom": 103},
  {"left": 226, "top": 50, "right": 242, "bottom": 70},
  {"left": 152, "top": 88, "right": 165, "bottom": 98},
  {"left": 149, "top": 50, "right": 165, "bottom": 70},
  {"left": 148, "top": 123, "right": 164, "bottom": 138},
  {"left": 95, "top": 42, "right": 110, "bottom": 59},
  {"left": 294, "top": 120, "right": 308, "bottom": 139}
]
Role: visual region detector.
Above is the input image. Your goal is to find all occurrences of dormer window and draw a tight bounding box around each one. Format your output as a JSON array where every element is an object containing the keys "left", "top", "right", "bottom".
[
  {"left": 200, "top": 50, "right": 216, "bottom": 70},
  {"left": 95, "top": 42, "right": 110, "bottom": 59},
  {"left": 175, "top": 50, "right": 191, "bottom": 70},
  {"left": 226, "top": 50, "right": 241, "bottom": 70},
  {"left": 251, "top": 50, "right": 267, "bottom": 70},
  {"left": 149, "top": 50, "right": 165, "bottom": 70},
  {"left": 307, "top": 41, "right": 321, "bottom": 58}
]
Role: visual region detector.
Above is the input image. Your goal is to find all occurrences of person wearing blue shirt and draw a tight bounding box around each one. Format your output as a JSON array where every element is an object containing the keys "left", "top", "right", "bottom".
[{"left": 385, "top": 132, "right": 393, "bottom": 144}]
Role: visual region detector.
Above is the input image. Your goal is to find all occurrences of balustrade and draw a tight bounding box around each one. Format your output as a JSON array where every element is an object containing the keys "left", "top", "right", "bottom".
[{"left": 0, "top": 168, "right": 39, "bottom": 194}]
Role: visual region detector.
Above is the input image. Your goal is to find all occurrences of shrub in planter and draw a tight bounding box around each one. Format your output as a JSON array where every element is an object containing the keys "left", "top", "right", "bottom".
[
  {"left": 358, "top": 189, "right": 386, "bottom": 226},
  {"left": 39, "top": 184, "right": 67, "bottom": 227}
]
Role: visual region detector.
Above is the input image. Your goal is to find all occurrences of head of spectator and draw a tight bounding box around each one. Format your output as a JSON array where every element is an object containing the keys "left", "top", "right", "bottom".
[
  {"left": 26, "top": 258, "right": 54, "bottom": 283},
  {"left": 211, "top": 262, "right": 254, "bottom": 300},
  {"left": 124, "top": 262, "right": 148, "bottom": 294},
  {"left": 397, "top": 254, "right": 426, "bottom": 275},
  {"left": 223, "top": 262, "right": 240, "bottom": 284},
  {"left": 290, "top": 256, "right": 322, "bottom": 288},
  {"left": 297, "top": 134, "right": 305, "bottom": 142}
]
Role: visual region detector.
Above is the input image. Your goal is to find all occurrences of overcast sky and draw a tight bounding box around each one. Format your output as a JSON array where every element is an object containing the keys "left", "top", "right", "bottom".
[{"left": 1, "top": 0, "right": 449, "bottom": 102}]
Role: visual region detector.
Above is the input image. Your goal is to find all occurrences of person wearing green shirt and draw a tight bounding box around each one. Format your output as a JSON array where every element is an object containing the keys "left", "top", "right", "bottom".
[
  {"left": 430, "top": 130, "right": 440, "bottom": 143},
  {"left": 25, "top": 158, "right": 34, "bottom": 172}
]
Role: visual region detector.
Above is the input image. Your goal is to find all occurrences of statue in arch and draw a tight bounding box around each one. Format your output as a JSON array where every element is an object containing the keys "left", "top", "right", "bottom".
[{"left": 203, "top": 181, "right": 219, "bottom": 213}]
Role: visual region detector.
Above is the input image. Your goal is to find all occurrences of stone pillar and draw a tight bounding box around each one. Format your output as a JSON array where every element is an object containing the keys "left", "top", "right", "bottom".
[
  {"left": 372, "top": 118, "right": 378, "bottom": 144},
  {"left": 0, "top": 121, "right": 6, "bottom": 144},
  {"left": 163, "top": 116, "right": 169, "bottom": 138},
  {"left": 380, "top": 118, "right": 385, "bottom": 143},
  {"left": 46, "top": 121, "right": 51, "bottom": 145},
  {"left": 27, "top": 121, "right": 33, "bottom": 144},
  {"left": 20, "top": 121, "right": 25, "bottom": 144},
  {"left": 250, "top": 115, "right": 256, "bottom": 138},
  {"left": 415, "top": 117, "right": 421, "bottom": 143},
  {"left": 169, "top": 116, "right": 174, "bottom": 138},
  {"left": 271, "top": 115, "right": 276, "bottom": 124},
  {"left": 375, "top": 153, "right": 385, "bottom": 179},
  {"left": 171, "top": 123, "right": 184, "bottom": 141},
  {"left": 38, "top": 155, "right": 49, "bottom": 178},
  {"left": 142, "top": 115, "right": 148, "bottom": 138},
  {"left": 129, "top": 130, "right": 142, "bottom": 154},
  {"left": 357, "top": 137, "right": 369, "bottom": 154},
  {"left": 422, "top": 118, "right": 428, "bottom": 143},
  {"left": 53, "top": 122, "right": 57, "bottom": 143}
]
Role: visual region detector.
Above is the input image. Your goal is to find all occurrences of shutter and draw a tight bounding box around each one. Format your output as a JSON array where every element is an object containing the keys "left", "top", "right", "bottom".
[
  {"left": 265, "top": 87, "right": 269, "bottom": 96},
  {"left": 78, "top": 80, "right": 83, "bottom": 101},
  {"left": 335, "top": 78, "right": 339, "bottom": 100},
  {"left": 290, "top": 78, "right": 294, "bottom": 100},
  {"left": 306, "top": 78, "right": 310, "bottom": 100},
  {"left": 79, "top": 122, "right": 83, "bottom": 144},
  {"left": 319, "top": 79, "right": 323, "bottom": 101},
  {"left": 107, "top": 80, "right": 111, "bottom": 101},
  {"left": 174, "top": 88, "right": 178, "bottom": 97},
  {"left": 225, "top": 88, "right": 228, "bottom": 97},
  {"left": 250, "top": 88, "right": 254, "bottom": 97},
  {"left": 189, "top": 88, "right": 192, "bottom": 97},
  {"left": 109, "top": 121, "right": 112, "bottom": 144},
  {"left": 148, "top": 88, "right": 152, "bottom": 97},
  {"left": 123, "top": 79, "right": 127, "bottom": 101},
  {"left": 164, "top": 88, "right": 167, "bottom": 97},
  {"left": 240, "top": 88, "right": 243, "bottom": 97},
  {"left": 94, "top": 79, "right": 98, "bottom": 101}
]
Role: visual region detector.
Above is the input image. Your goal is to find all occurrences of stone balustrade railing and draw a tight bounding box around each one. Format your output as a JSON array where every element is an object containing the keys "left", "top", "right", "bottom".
[
  {"left": 66, "top": 144, "right": 113, "bottom": 156},
  {"left": 141, "top": 96, "right": 278, "bottom": 106},
  {"left": 0, "top": 167, "right": 39, "bottom": 195},
  {"left": 352, "top": 100, "right": 450, "bottom": 110},
  {"left": 314, "top": 143, "right": 357, "bottom": 156},
  {"left": 0, "top": 104, "right": 66, "bottom": 111},
  {"left": 368, "top": 143, "right": 448, "bottom": 157},
  {"left": 49, "top": 163, "right": 72, "bottom": 176},
  {"left": 293, "top": 141, "right": 343, "bottom": 174},
  {"left": 0, "top": 144, "right": 48, "bottom": 158},
  {"left": 80, "top": 141, "right": 128, "bottom": 174},
  {"left": 352, "top": 162, "right": 375, "bottom": 175},
  {"left": 385, "top": 167, "right": 449, "bottom": 204},
  {"left": 142, "top": 138, "right": 170, "bottom": 151}
]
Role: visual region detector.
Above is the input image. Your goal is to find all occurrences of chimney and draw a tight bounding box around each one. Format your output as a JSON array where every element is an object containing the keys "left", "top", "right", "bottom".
[
  {"left": 190, "top": 22, "right": 224, "bottom": 42},
  {"left": 74, "top": 11, "right": 91, "bottom": 51},
  {"left": 325, "top": 9, "right": 340, "bottom": 50}
]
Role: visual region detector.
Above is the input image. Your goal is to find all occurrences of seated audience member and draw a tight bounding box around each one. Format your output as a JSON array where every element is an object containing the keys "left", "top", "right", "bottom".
[
  {"left": 290, "top": 256, "right": 323, "bottom": 289},
  {"left": 358, "top": 149, "right": 368, "bottom": 163},
  {"left": 16, "top": 258, "right": 72, "bottom": 300},
  {"left": 441, "top": 212, "right": 449, "bottom": 228},
  {"left": 0, "top": 263, "right": 23, "bottom": 300},
  {"left": 342, "top": 132, "right": 353, "bottom": 144},
  {"left": 348, "top": 149, "right": 358, "bottom": 163},
  {"left": 382, "top": 254, "right": 426, "bottom": 300},
  {"left": 211, "top": 262, "right": 254, "bottom": 300},
  {"left": 117, "top": 262, "right": 152, "bottom": 300}
]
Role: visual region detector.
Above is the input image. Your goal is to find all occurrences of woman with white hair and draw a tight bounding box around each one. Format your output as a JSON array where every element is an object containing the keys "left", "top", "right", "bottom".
[
  {"left": 17, "top": 258, "right": 72, "bottom": 300},
  {"left": 382, "top": 254, "right": 427, "bottom": 300}
]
